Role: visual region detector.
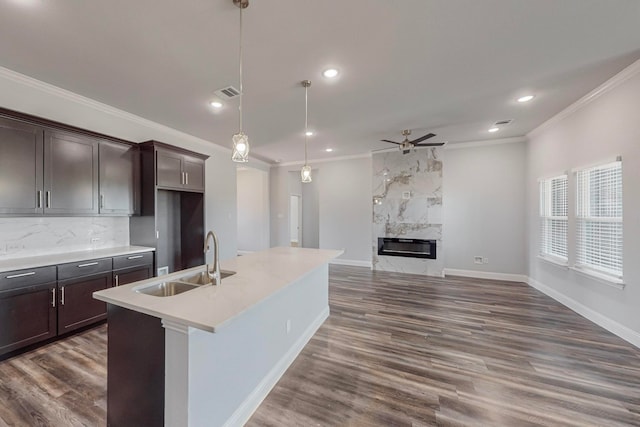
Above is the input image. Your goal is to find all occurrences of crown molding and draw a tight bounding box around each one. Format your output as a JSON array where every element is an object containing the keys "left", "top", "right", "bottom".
[
  {"left": 0, "top": 66, "right": 268, "bottom": 163},
  {"left": 443, "top": 136, "right": 527, "bottom": 150},
  {"left": 528, "top": 58, "right": 640, "bottom": 139},
  {"left": 273, "top": 152, "right": 371, "bottom": 168}
]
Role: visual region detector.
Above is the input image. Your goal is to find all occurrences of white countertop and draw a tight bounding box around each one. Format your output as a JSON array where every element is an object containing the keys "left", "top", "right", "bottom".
[
  {"left": 93, "top": 247, "right": 343, "bottom": 333},
  {"left": 0, "top": 246, "right": 155, "bottom": 273}
]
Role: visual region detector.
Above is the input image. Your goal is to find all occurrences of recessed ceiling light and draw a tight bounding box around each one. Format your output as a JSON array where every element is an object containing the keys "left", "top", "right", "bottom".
[
  {"left": 210, "top": 101, "right": 223, "bottom": 108},
  {"left": 322, "top": 68, "right": 339, "bottom": 78},
  {"left": 325, "top": 148, "right": 333, "bottom": 152},
  {"left": 488, "top": 127, "right": 500, "bottom": 133},
  {"left": 305, "top": 131, "right": 314, "bottom": 137},
  {"left": 517, "top": 95, "right": 535, "bottom": 103}
]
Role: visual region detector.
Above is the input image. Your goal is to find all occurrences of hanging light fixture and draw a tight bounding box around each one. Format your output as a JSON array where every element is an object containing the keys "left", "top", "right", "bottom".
[
  {"left": 231, "top": 0, "right": 249, "bottom": 163},
  {"left": 301, "top": 80, "right": 312, "bottom": 183}
]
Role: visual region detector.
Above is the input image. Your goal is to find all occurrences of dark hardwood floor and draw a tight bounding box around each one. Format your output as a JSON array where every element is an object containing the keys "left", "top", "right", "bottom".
[{"left": 2, "top": 265, "right": 640, "bottom": 426}]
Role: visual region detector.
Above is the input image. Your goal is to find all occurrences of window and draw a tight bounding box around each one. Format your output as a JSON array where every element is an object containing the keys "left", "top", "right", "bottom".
[
  {"left": 539, "top": 175, "right": 568, "bottom": 262},
  {"left": 575, "top": 160, "right": 623, "bottom": 280}
]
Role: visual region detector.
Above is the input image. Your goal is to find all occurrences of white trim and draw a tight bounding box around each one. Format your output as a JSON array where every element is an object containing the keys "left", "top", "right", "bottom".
[
  {"left": 0, "top": 65, "right": 272, "bottom": 169},
  {"left": 444, "top": 268, "right": 527, "bottom": 283},
  {"left": 222, "top": 306, "right": 330, "bottom": 427},
  {"left": 443, "top": 136, "right": 527, "bottom": 150},
  {"left": 275, "top": 153, "right": 371, "bottom": 168},
  {"left": 161, "top": 320, "right": 193, "bottom": 335},
  {"left": 569, "top": 266, "right": 625, "bottom": 289},
  {"left": 529, "top": 59, "right": 640, "bottom": 138},
  {"left": 329, "top": 258, "right": 373, "bottom": 268},
  {"left": 537, "top": 255, "right": 569, "bottom": 269},
  {"left": 527, "top": 277, "right": 640, "bottom": 349}
]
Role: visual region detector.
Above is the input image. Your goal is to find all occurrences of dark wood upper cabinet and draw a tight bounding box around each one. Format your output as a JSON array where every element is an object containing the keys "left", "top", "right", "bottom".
[
  {"left": 156, "top": 148, "right": 205, "bottom": 192},
  {"left": 44, "top": 130, "right": 99, "bottom": 215},
  {"left": 99, "top": 141, "right": 136, "bottom": 215},
  {"left": 0, "top": 117, "right": 44, "bottom": 215}
]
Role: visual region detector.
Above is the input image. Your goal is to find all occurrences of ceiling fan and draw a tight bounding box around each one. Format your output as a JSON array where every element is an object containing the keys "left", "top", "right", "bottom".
[{"left": 381, "top": 130, "right": 443, "bottom": 154}]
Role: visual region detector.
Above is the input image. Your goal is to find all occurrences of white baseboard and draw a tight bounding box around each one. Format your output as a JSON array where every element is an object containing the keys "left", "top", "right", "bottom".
[
  {"left": 444, "top": 268, "right": 527, "bottom": 283},
  {"left": 222, "top": 306, "right": 330, "bottom": 427},
  {"left": 527, "top": 277, "right": 640, "bottom": 349},
  {"left": 330, "top": 258, "right": 373, "bottom": 268}
]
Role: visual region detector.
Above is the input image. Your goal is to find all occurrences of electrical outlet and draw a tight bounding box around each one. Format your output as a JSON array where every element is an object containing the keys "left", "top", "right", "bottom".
[
  {"left": 286, "top": 319, "right": 291, "bottom": 334},
  {"left": 484, "top": 257, "right": 489, "bottom": 264},
  {"left": 474, "top": 256, "right": 483, "bottom": 264},
  {"left": 90, "top": 237, "right": 101, "bottom": 243}
]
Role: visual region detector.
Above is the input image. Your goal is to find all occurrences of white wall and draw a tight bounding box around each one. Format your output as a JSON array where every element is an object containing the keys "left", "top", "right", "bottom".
[
  {"left": 271, "top": 156, "right": 372, "bottom": 263},
  {"left": 0, "top": 67, "right": 246, "bottom": 260},
  {"left": 443, "top": 141, "right": 527, "bottom": 275},
  {"left": 527, "top": 61, "right": 640, "bottom": 344},
  {"left": 237, "top": 168, "right": 270, "bottom": 253}
]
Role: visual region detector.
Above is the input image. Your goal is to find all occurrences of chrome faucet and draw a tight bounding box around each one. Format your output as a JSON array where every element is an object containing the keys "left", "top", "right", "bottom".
[{"left": 204, "top": 230, "right": 221, "bottom": 286}]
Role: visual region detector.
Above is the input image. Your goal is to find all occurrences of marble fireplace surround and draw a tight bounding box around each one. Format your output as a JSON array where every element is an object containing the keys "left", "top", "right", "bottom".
[{"left": 372, "top": 147, "right": 443, "bottom": 276}]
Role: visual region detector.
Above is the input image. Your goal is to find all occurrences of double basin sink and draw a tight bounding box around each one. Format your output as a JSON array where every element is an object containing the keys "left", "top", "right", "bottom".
[{"left": 134, "top": 269, "right": 236, "bottom": 297}]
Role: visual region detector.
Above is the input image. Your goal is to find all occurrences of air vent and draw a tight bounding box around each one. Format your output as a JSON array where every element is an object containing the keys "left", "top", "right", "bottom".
[
  {"left": 494, "top": 119, "right": 513, "bottom": 126},
  {"left": 214, "top": 86, "right": 241, "bottom": 99}
]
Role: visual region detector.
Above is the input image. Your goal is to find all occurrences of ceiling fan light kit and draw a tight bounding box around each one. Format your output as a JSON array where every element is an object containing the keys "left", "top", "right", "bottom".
[{"left": 231, "top": 0, "right": 250, "bottom": 163}]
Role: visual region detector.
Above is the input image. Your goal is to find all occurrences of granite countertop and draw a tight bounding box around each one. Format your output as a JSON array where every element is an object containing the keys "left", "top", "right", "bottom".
[
  {"left": 93, "top": 247, "right": 343, "bottom": 333},
  {"left": 0, "top": 246, "right": 155, "bottom": 273}
]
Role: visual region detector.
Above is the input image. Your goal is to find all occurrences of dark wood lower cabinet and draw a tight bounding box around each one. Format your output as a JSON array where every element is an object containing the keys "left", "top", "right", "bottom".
[
  {"left": 113, "top": 265, "right": 153, "bottom": 287},
  {"left": 57, "top": 272, "right": 111, "bottom": 335},
  {"left": 108, "top": 304, "right": 164, "bottom": 427},
  {"left": 0, "top": 282, "right": 57, "bottom": 355}
]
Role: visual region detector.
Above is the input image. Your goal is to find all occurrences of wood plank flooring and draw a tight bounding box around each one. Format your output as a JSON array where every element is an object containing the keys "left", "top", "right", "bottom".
[{"left": 1, "top": 265, "right": 640, "bottom": 426}]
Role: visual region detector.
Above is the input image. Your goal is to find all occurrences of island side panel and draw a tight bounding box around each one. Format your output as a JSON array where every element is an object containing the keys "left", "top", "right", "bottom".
[
  {"left": 107, "top": 304, "right": 165, "bottom": 427},
  {"left": 164, "top": 264, "right": 330, "bottom": 427}
]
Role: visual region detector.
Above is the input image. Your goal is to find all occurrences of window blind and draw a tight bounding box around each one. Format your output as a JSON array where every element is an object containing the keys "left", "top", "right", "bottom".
[
  {"left": 575, "top": 161, "right": 622, "bottom": 278},
  {"left": 539, "top": 175, "right": 568, "bottom": 261}
]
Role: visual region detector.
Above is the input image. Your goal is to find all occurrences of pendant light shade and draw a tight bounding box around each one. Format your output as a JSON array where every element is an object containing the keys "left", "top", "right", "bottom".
[
  {"left": 301, "top": 80, "right": 312, "bottom": 183},
  {"left": 231, "top": 0, "right": 250, "bottom": 163}
]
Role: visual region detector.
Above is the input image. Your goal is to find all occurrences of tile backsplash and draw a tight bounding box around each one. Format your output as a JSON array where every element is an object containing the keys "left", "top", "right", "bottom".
[{"left": 0, "top": 217, "right": 129, "bottom": 260}]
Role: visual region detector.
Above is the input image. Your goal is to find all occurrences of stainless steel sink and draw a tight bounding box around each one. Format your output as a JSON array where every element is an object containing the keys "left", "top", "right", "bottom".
[
  {"left": 179, "top": 270, "right": 236, "bottom": 286},
  {"left": 134, "top": 281, "right": 200, "bottom": 297}
]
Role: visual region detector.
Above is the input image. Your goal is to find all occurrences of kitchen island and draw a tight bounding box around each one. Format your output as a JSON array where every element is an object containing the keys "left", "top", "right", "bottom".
[{"left": 94, "top": 247, "right": 342, "bottom": 427}]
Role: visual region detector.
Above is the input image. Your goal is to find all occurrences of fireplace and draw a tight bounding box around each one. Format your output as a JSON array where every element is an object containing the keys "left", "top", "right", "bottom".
[{"left": 377, "top": 238, "right": 436, "bottom": 259}]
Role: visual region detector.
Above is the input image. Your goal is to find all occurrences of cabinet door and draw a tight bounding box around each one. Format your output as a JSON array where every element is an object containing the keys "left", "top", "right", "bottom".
[
  {"left": 0, "top": 283, "right": 57, "bottom": 356},
  {"left": 99, "top": 141, "right": 135, "bottom": 215},
  {"left": 114, "top": 265, "right": 153, "bottom": 287},
  {"left": 44, "top": 130, "right": 99, "bottom": 215},
  {"left": 57, "top": 272, "right": 111, "bottom": 335},
  {"left": 156, "top": 149, "right": 183, "bottom": 189},
  {"left": 183, "top": 156, "right": 205, "bottom": 192},
  {"left": 0, "top": 117, "right": 44, "bottom": 215}
]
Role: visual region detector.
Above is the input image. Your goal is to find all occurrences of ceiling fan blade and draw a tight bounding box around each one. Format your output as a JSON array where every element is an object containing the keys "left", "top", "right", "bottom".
[
  {"left": 381, "top": 139, "right": 401, "bottom": 145},
  {"left": 409, "top": 133, "right": 436, "bottom": 144},
  {"left": 414, "top": 142, "right": 446, "bottom": 147}
]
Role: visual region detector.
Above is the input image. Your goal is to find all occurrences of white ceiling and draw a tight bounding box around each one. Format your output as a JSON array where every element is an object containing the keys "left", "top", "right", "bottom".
[{"left": 1, "top": 0, "right": 639, "bottom": 163}]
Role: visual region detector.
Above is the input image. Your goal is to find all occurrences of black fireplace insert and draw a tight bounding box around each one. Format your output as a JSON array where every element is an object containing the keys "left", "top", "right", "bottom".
[{"left": 377, "top": 237, "right": 436, "bottom": 259}]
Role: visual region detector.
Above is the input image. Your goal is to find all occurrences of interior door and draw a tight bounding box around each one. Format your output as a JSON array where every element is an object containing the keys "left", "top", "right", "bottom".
[{"left": 289, "top": 194, "right": 301, "bottom": 247}]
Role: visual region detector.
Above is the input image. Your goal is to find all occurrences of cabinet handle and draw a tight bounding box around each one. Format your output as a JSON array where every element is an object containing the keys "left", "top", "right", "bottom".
[
  {"left": 100, "top": 194, "right": 105, "bottom": 209},
  {"left": 51, "top": 288, "right": 56, "bottom": 307},
  {"left": 37, "top": 190, "right": 42, "bottom": 209},
  {"left": 78, "top": 262, "right": 99, "bottom": 268},
  {"left": 6, "top": 271, "right": 36, "bottom": 279},
  {"left": 60, "top": 287, "right": 65, "bottom": 305},
  {"left": 185, "top": 172, "right": 188, "bottom": 185},
  {"left": 46, "top": 191, "right": 51, "bottom": 208},
  {"left": 181, "top": 171, "right": 185, "bottom": 185},
  {"left": 115, "top": 275, "right": 119, "bottom": 287},
  {"left": 127, "top": 255, "right": 144, "bottom": 260}
]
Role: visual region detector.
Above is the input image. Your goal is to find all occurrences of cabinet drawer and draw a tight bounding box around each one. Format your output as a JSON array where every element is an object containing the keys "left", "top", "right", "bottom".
[
  {"left": 57, "top": 257, "right": 112, "bottom": 280},
  {"left": 0, "top": 266, "right": 57, "bottom": 291},
  {"left": 113, "top": 252, "right": 153, "bottom": 270}
]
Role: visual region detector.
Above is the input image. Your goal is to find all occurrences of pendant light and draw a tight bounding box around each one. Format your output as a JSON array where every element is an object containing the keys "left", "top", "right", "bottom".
[
  {"left": 231, "top": 0, "right": 249, "bottom": 163},
  {"left": 301, "top": 80, "right": 312, "bottom": 183}
]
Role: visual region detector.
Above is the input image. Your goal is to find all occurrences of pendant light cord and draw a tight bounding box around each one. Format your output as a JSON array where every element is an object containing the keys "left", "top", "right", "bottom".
[
  {"left": 239, "top": 3, "right": 244, "bottom": 133},
  {"left": 304, "top": 83, "right": 308, "bottom": 165}
]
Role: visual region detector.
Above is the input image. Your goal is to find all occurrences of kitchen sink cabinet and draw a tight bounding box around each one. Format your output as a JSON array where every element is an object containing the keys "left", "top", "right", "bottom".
[
  {"left": 99, "top": 141, "right": 137, "bottom": 215},
  {"left": 0, "top": 117, "right": 44, "bottom": 215},
  {"left": 156, "top": 147, "right": 205, "bottom": 192},
  {"left": 43, "top": 130, "right": 100, "bottom": 215},
  {"left": 0, "top": 266, "right": 58, "bottom": 356}
]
